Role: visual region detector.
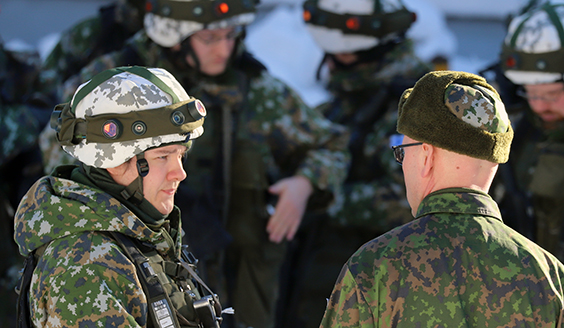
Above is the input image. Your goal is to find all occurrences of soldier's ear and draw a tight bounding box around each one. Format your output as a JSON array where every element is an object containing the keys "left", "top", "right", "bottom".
[
  {"left": 421, "top": 143, "right": 435, "bottom": 179},
  {"left": 107, "top": 157, "right": 137, "bottom": 186}
]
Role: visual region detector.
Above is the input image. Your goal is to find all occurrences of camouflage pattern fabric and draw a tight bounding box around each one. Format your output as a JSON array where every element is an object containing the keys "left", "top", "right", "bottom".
[
  {"left": 320, "top": 188, "right": 564, "bottom": 328},
  {"left": 58, "top": 68, "right": 204, "bottom": 169},
  {"left": 56, "top": 30, "right": 350, "bottom": 328},
  {"left": 444, "top": 83, "right": 510, "bottom": 134},
  {"left": 280, "top": 40, "right": 431, "bottom": 328},
  {"left": 14, "top": 168, "right": 198, "bottom": 327}
]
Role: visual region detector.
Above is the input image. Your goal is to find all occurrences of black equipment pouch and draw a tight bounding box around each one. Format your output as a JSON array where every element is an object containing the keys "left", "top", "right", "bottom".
[
  {"left": 110, "top": 232, "right": 181, "bottom": 328},
  {"left": 110, "top": 232, "right": 223, "bottom": 328}
]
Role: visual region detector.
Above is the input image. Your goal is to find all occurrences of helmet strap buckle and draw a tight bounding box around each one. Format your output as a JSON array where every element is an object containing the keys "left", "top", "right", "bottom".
[
  {"left": 121, "top": 175, "right": 145, "bottom": 205},
  {"left": 120, "top": 153, "right": 148, "bottom": 204},
  {"left": 137, "top": 158, "right": 150, "bottom": 177}
]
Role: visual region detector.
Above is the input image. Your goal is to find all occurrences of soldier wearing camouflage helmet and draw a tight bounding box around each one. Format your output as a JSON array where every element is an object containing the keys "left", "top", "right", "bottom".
[
  {"left": 281, "top": 1, "right": 431, "bottom": 326},
  {"left": 57, "top": 1, "right": 350, "bottom": 327},
  {"left": 13, "top": 66, "right": 221, "bottom": 327},
  {"left": 320, "top": 70, "right": 564, "bottom": 327},
  {"left": 491, "top": 1, "right": 564, "bottom": 260}
]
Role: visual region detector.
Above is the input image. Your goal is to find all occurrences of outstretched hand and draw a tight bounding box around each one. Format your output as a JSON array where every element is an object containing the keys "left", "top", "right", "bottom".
[{"left": 266, "top": 175, "right": 313, "bottom": 243}]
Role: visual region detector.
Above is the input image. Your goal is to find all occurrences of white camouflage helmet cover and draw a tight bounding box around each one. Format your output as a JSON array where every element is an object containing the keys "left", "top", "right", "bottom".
[
  {"left": 502, "top": 1, "right": 564, "bottom": 85},
  {"left": 144, "top": 0, "right": 256, "bottom": 48},
  {"left": 60, "top": 67, "right": 205, "bottom": 168},
  {"left": 303, "top": 0, "right": 411, "bottom": 54}
]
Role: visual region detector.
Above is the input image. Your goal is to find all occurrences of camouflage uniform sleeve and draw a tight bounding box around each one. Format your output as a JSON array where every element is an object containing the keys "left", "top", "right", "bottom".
[
  {"left": 248, "top": 72, "right": 350, "bottom": 196},
  {"left": 320, "top": 264, "right": 376, "bottom": 328},
  {"left": 59, "top": 31, "right": 154, "bottom": 103},
  {"left": 32, "top": 233, "right": 146, "bottom": 327},
  {"left": 61, "top": 50, "right": 126, "bottom": 102},
  {"left": 36, "top": 17, "right": 104, "bottom": 105}
]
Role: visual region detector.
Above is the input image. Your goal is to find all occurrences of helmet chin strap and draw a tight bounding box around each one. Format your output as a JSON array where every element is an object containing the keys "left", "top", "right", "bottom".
[{"left": 120, "top": 153, "right": 149, "bottom": 204}]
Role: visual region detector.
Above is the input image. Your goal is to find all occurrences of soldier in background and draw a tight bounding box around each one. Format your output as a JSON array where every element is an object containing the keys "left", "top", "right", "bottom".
[
  {"left": 35, "top": 0, "right": 145, "bottom": 173},
  {"left": 321, "top": 70, "right": 564, "bottom": 327},
  {"left": 59, "top": 1, "right": 350, "bottom": 327},
  {"left": 279, "top": 1, "right": 431, "bottom": 327},
  {"left": 0, "top": 39, "right": 46, "bottom": 327},
  {"left": 490, "top": 1, "right": 564, "bottom": 260}
]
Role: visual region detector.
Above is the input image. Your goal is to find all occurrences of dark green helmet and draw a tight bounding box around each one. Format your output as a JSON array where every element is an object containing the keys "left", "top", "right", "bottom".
[
  {"left": 302, "top": 0, "right": 415, "bottom": 53},
  {"left": 144, "top": 0, "right": 257, "bottom": 47}
]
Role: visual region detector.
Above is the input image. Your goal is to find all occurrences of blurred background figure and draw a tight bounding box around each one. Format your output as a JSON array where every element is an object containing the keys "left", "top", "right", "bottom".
[
  {"left": 277, "top": 1, "right": 432, "bottom": 327},
  {"left": 487, "top": 1, "right": 564, "bottom": 260},
  {"left": 0, "top": 38, "right": 46, "bottom": 328},
  {"left": 32, "top": 0, "right": 146, "bottom": 174}
]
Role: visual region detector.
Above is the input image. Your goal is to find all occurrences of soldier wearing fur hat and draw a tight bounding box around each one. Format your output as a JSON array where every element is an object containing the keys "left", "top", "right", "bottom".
[
  {"left": 14, "top": 66, "right": 222, "bottom": 327},
  {"left": 281, "top": 1, "right": 431, "bottom": 326},
  {"left": 320, "top": 70, "right": 564, "bottom": 327}
]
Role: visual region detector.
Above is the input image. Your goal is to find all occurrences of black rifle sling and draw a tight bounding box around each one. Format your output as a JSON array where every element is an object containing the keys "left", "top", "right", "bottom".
[{"left": 109, "top": 232, "right": 181, "bottom": 328}]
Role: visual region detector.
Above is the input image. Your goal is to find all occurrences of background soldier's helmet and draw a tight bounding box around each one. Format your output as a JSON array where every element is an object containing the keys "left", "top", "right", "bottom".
[
  {"left": 501, "top": 1, "right": 564, "bottom": 85},
  {"left": 144, "top": 0, "right": 257, "bottom": 48},
  {"left": 50, "top": 66, "right": 206, "bottom": 168},
  {"left": 302, "top": 0, "right": 416, "bottom": 54}
]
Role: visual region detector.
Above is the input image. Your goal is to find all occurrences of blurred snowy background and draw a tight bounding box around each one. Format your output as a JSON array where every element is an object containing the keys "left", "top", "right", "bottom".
[{"left": 0, "top": 0, "right": 531, "bottom": 106}]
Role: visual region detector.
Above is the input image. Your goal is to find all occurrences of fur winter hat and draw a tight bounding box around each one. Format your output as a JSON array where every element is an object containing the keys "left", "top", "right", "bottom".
[{"left": 397, "top": 70, "right": 513, "bottom": 163}]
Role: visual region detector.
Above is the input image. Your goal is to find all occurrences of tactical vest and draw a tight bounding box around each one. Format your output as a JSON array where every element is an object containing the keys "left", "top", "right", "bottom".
[
  {"left": 16, "top": 232, "right": 222, "bottom": 328},
  {"left": 180, "top": 64, "right": 277, "bottom": 255}
]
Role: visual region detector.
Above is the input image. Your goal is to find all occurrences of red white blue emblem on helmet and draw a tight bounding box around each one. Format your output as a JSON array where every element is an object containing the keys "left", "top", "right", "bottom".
[
  {"left": 102, "top": 120, "right": 121, "bottom": 139},
  {"left": 195, "top": 100, "right": 207, "bottom": 116}
]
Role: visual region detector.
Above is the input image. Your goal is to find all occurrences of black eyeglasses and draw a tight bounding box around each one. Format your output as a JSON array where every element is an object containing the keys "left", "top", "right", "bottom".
[
  {"left": 391, "top": 142, "right": 423, "bottom": 165},
  {"left": 192, "top": 26, "right": 244, "bottom": 45}
]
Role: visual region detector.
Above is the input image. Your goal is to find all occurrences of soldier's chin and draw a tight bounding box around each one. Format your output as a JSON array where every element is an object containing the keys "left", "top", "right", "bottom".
[
  {"left": 201, "top": 63, "right": 228, "bottom": 76},
  {"left": 540, "top": 113, "right": 562, "bottom": 123}
]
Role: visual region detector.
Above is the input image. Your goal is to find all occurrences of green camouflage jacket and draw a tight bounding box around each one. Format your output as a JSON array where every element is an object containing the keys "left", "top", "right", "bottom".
[
  {"left": 14, "top": 166, "right": 195, "bottom": 327},
  {"left": 319, "top": 40, "right": 431, "bottom": 232},
  {"left": 320, "top": 188, "right": 564, "bottom": 328}
]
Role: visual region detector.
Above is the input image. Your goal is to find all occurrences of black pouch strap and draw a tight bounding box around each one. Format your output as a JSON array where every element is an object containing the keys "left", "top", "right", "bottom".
[
  {"left": 109, "top": 232, "right": 181, "bottom": 328},
  {"left": 15, "top": 253, "right": 35, "bottom": 328},
  {"left": 16, "top": 242, "right": 49, "bottom": 328}
]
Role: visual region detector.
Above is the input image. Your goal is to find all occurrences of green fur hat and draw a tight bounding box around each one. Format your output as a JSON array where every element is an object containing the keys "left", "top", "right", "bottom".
[{"left": 397, "top": 70, "right": 513, "bottom": 163}]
